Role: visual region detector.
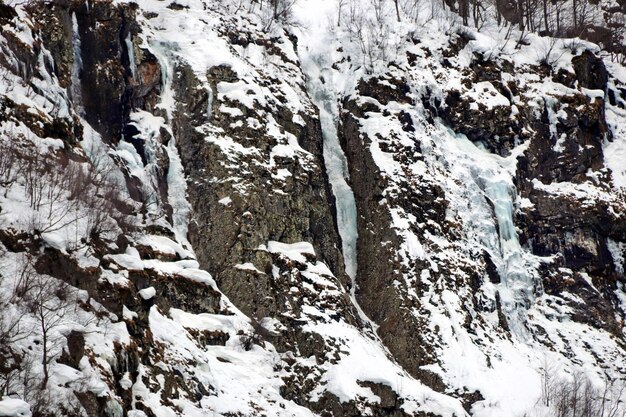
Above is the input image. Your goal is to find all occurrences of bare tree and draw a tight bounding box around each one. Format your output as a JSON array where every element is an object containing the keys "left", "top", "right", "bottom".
[
  {"left": 0, "top": 139, "right": 20, "bottom": 193},
  {"left": 259, "top": 0, "right": 297, "bottom": 32},
  {"left": 337, "top": 0, "right": 348, "bottom": 26},
  {"left": 393, "top": 0, "right": 401, "bottom": 21},
  {"left": 17, "top": 353, "right": 51, "bottom": 416},
  {"left": 22, "top": 274, "right": 73, "bottom": 388},
  {"left": 399, "top": 0, "right": 424, "bottom": 23},
  {"left": 0, "top": 259, "right": 29, "bottom": 397},
  {"left": 539, "top": 354, "right": 558, "bottom": 407},
  {"left": 536, "top": 360, "right": 626, "bottom": 417}
]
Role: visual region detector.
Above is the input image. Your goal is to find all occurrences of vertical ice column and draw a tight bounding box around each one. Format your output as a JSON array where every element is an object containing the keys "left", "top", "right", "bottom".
[
  {"left": 70, "top": 13, "right": 84, "bottom": 115},
  {"left": 148, "top": 42, "right": 174, "bottom": 121},
  {"left": 145, "top": 41, "right": 193, "bottom": 250},
  {"left": 482, "top": 173, "right": 534, "bottom": 336},
  {"left": 306, "top": 60, "right": 358, "bottom": 280},
  {"left": 207, "top": 87, "right": 213, "bottom": 120},
  {"left": 125, "top": 32, "right": 137, "bottom": 80},
  {"left": 302, "top": 55, "right": 382, "bottom": 331}
]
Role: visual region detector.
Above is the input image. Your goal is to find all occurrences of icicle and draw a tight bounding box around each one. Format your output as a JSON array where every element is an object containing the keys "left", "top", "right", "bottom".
[
  {"left": 104, "top": 400, "right": 123, "bottom": 417},
  {"left": 125, "top": 32, "right": 137, "bottom": 80},
  {"left": 70, "top": 12, "right": 84, "bottom": 115},
  {"left": 166, "top": 137, "right": 193, "bottom": 249},
  {"left": 207, "top": 87, "right": 213, "bottom": 120},
  {"left": 148, "top": 42, "right": 174, "bottom": 122}
]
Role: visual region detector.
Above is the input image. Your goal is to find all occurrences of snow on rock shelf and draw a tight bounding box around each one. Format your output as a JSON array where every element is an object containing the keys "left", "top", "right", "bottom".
[{"left": 0, "top": 399, "right": 31, "bottom": 417}]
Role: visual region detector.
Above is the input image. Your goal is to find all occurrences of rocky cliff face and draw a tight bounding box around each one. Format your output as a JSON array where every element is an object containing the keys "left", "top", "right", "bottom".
[
  {"left": 334, "top": 33, "right": 626, "bottom": 412},
  {"left": 0, "top": 1, "right": 625, "bottom": 417}
]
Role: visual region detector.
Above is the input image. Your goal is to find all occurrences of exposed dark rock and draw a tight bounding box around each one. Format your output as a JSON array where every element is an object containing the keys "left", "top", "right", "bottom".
[
  {"left": 0, "top": 343, "right": 21, "bottom": 378},
  {"left": 186, "top": 329, "right": 230, "bottom": 347},
  {"left": 128, "top": 269, "right": 223, "bottom": 315},
  {"left": 357, "top": 76, "right": 412, "bottom": 106},
  {"left": 0, "top": 2, "right": 16, "bottom": 22},
  {"left": 171, "top": 60, "right": 348, "bottom": 317},
  {"left": 435, "top": 49, "right": 626, "bottom": 339},
  {"left": 34, "top": 247, "right": 101, "bottom": 299},
  {"left": 2, "top": 2, "right": 625, "bottom": 416},
  {"left": 340, "top": 93, "right": 444, "bottom": 389},
  {"left": 442, "top": 90, "right": 519, "bottom": 155},
  {"left": 59, "top": 330, "right": 85, "bottom": 370},
  {"left": 311, "top": 386, "right": 412, "bottom": 417},
  {"left": 457, "top": 390, "right": 482, "bottom": 413},
  {"left": 0, "top": 16, "right": 39, "bottom": 80},
  {"left": 0, "top": 228, "right": 38, "bottom": 252},
  {"left": 0, "top": 96, "right": 80, "bottom": 145},
  {"left": 28, "top": 2, "right": 74, "bottom": 89},
  {"left": 572, "top": 50, "right": 608, "bottom": 91}
]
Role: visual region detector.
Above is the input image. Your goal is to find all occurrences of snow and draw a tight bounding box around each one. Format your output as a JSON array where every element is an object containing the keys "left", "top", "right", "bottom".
[
  {"left": 147, "top": 306, "right": 316, "bottom": 417},
  {"left": 174, "top": 268, "right": 219, "bottom": 290},
  {"left": 217, "top": 81, "right": 259, "bottom": 110},
  {"left": 138, "top": 235, "right": 191, "bottom": 259},
  {"left": 0, "top": 399, "right": 31, "bottom": 417},
  {"left": 0, "top": 0, "right": 624, "bottom": 416},
  {"left": 106, "top": 247, "right": 144, "bottom": 271},
  {"left": 604, "top": 105, "right": 626, "bottom": 189},
  {"left": 218, "top": 196, "right": 232, "bottom": 206},
  {"left": 235, "top": 262, "right": 265, "bottom": 274},
  {"left": 119, "top": 372, "right": 133, "bottom": 390},
  {"left": 138, "top": 287, "right": 156, "bottom": 300},
  {"left": 466, "top": 81, "right": 510, "bottom": 109},
  {"left": 607, "top": 238, "right": 625, "bottom": 274},
  {"left": 41, "top": 231, "right": 68, "bottom": 252},
  {"left": 123, "top": 306, "right": 138, "bottom": 320},
  {"left": 169, "top": 308, "right": 246, "bottom": 334},
  {"left": 266, "top": 240, "right": 316, "bottom": 263},
  {"left": 289, "top": 4, "right": 626, "bottom": 414},
  {"left": 306, "top": 321, "right": 467, "bottom": 416},
  {"left": 390, "top": 208, "right": 427, "bottom": 261}
]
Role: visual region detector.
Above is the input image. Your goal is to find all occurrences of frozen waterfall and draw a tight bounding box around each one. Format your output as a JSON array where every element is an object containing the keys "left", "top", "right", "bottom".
[
  {"left": 301, "top": 53, "right": 380, "bottom": 329},
  {"left": 125, "top": 32, "right": 137, "bottom": 80},
  {"left": 302, "top": 58, "right": 358, "bottom": 280},
  {"left": 482, "top": 174, "right": 534, "bottom": 307},
  {"left": 70, "top": 12, "right": 84, "bottom": 115},
  {"left": 449, "top": 132, "right": 535, "bottom": 336}
]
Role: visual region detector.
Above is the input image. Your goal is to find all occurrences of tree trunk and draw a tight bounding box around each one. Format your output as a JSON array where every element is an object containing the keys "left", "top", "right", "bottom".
[
  {"left": 496, "top": 0, "right": 502, "bottom": 26},
  {"left": 40, "top": 317, "right": 48, "bottom": 388},
  {"left": 337, "top": 1, "right": 341, "bottom": 27},
  {"left": 460, "top": 0, "right": 469, "bottom": 25},
  {"left": 473, "top": 0, "right": 477, "bottom": 27}
]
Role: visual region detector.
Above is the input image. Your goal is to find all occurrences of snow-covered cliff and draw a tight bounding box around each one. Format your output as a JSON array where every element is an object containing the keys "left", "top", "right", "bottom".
[{"left": 0, "top": 0, "right": 625, "bottom": 416}]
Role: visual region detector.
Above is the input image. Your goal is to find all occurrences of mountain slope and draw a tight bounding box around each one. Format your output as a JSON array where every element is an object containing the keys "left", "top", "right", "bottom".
[{"left": 0, "top": 0, "right": 625, "bottom": 416}]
